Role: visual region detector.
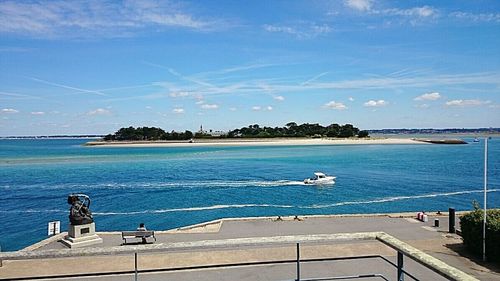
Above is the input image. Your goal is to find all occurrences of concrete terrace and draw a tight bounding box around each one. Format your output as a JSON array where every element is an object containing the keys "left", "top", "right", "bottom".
[{"left": 1, "top": 213, "right": 499, "bottom": 280}]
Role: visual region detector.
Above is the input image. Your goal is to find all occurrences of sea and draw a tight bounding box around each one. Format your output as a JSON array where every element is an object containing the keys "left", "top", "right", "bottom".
[{"left": 0, "top": 137, "right": 499, "bottom": 251}]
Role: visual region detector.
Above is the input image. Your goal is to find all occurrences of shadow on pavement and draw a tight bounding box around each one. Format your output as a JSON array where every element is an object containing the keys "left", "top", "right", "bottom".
[{"left": 445, "top": 242, "right": 500, "bottom": 274}]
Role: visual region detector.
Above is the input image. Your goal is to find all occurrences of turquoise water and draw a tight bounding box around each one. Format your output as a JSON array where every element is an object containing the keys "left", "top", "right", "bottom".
[{"left": 1, "top": 138, "right": 499, "bottom": 251}]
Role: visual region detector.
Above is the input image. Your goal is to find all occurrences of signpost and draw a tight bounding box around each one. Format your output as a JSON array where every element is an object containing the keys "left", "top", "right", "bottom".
[{"left": 48, "top": 221, "right": 61, "bottom": 236}]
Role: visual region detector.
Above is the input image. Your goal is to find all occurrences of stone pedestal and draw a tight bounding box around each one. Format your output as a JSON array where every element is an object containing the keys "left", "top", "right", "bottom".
[{"left": 61, "top": 222, "right": 102, "bottom": 248}]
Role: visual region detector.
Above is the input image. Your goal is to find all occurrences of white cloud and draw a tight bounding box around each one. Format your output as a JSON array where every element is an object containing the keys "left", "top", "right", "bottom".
[
  {"left": 229, "top": 107, "right": 237, "bottom": 111},
  {"left": 252, "top": 106, "right": 273, "bottom": 111},
  {"left": 348, "top": 97, "right": 354, "bottom": 102},
  {"left": 364, "top": 100, "right": 388, "bottom": 107},
  {"left": 262, "top": 23, "right": 331, "bottom": 39},
  {"left": 195, "top": 100, "right": 205, "bottom": 105},
  {"left": 414, "top": 92, "right": 441, "bottom": 101},
  {"left": 172, "top": 108, "right": 185, "bottom": 114},
  {"left": 169, "top": 91, "right": 189, "bottom": 98},
  {"left": 445, "top": 99, "right": 491, "bottom": 107},
  {"left": 201, "top": 104, "right": 218, "bottom": 110},
  {"left": 382, "top": 6, "right": 436, "bottom": 18},
  {"left": 145, "top": 106, "right": 152, "bottom": 109},
  {"left": 415, "top": 104, "right": 430, "bottom": 109},
  {"left": 0, "top": 0, "right": 219, "bottom": 38},
  {"left": 344, "top": 0, "right": 436, "bottom": 19},
  {"left": 324, "top": 101, "right": 347, "bottom": 110},
  {"left": 31, "top": 111, "right": 45, "bottom": 115},
  {"left": 344, "top": 0, "right": 373, "bottom": 11},
  {"left": 1, "top": 108, "right": 19, "bottom": 113},
  {"left": 273, "top": 95, "right": 285, "bottom": 101},
  {"left": 450, "top": 12, "right": 500, "bottom": 23},
  {"left": 87, "top": 108, "right": 111, "bottom": 115}
]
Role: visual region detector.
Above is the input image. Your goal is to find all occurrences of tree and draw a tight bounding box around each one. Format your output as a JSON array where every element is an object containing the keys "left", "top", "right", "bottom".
[{"left": 358, "top": 130, "right": 369, "bottom": 138}]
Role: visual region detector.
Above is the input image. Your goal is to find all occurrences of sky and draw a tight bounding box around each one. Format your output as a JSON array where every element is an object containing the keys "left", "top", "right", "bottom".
[{"left": 0, "top": 0, "right": 499, "bottom": 136}]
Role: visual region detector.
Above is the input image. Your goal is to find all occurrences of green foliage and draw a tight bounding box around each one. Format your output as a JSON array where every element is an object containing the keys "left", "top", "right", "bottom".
[
  {"left": 460, "top": 205, "right": 500, "bottom": 262},
  {"left": 104, "top": 126, "right": 193, "bottom": 141},
  {"left": 358, "top": 130, "right": 369, "bottom": 138},
  {"left": 228, "top": 122, "right": 366, "bottom": 138},
  {"left": 104, "top": 122, "right": 368, "bottom": 141}
]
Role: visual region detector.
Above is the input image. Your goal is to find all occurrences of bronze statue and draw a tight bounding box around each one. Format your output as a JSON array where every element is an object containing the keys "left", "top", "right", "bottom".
[{"left": 68, "top": 194, "right": 94, "bottom": 225}]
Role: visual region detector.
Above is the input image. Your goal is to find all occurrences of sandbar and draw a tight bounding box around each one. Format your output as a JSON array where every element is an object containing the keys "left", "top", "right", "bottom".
[{"left": 85, "top": 138, "right": 427, "bottom": 148}]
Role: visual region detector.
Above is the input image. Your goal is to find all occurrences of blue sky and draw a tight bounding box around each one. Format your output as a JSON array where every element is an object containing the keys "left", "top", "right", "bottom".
[{"left": 0, "top": 0, "right": 499, "bottom": 136}]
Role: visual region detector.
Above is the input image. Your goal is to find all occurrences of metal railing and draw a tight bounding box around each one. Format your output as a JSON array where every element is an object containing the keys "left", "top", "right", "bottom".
[{"left": 0, "top": 232, "right": 478, "bottom": 281}]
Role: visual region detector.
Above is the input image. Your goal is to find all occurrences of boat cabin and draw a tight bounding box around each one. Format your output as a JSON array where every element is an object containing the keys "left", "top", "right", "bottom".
[{"left": 314, "top": 172, "right": 326, "bottom": 179}]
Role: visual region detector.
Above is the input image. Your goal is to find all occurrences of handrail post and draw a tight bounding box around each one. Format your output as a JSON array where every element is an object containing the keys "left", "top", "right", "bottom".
[
  {"left": 397, "top": 251, "right": 404, "bottom": 281},
  {"left": 296, "top": 243, "right": 300, "bottom": 281},
  {"left": 134, "top": 252, "right": 138, "bottom": 281}
]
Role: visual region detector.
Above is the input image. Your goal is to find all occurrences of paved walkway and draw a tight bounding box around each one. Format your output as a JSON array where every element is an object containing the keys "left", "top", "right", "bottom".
[{"left": 1, "top": 213, "right": 498, "bottom": 280}]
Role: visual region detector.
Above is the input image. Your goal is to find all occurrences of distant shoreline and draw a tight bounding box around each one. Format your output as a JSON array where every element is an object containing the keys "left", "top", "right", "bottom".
[{"left": 85, "top": 137, "right": 428, "bottom": 147}]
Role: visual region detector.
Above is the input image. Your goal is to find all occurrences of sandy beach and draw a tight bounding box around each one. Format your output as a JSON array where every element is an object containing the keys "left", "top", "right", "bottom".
[{"left": 85, "top": 138, "right": 426, "bottom": 148}]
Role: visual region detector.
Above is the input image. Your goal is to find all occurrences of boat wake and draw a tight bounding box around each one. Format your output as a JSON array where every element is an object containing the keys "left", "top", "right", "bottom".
[
  {"left": 304, "top": 189, "right": 500, "bottom": 209},
  {"left": 0, "top": 180, "right": 308, "bottom": 191},
  {"left": 1, "top": 189, "right": 498, "bottom": 215}
]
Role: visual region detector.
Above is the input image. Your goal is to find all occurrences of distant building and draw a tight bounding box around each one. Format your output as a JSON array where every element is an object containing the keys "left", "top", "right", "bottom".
[
  {"left": 198, "top": 125, "right": 226, "bottom": 137},
  {"left": 208, "top": 130, "right": 227, "bottom": 137}
]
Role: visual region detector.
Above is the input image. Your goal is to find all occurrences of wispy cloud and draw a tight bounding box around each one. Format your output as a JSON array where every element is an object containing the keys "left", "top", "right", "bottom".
[
  {"left": 344, "top": 0, "right": 373, "bottom": 12},
  {"left": 343, "top": 1, "right": 438, "bottom": 26},
  {"left": 445, "top": 99, "right": 491, "bottom": 107},
  {"left": 100, "top": 68, "right": 500, "bottom": 105},
  {"left": 301, "top": 72, "right": 329, "bottom": 86},
  {"left": 31, "top": 111, "right": 45, "bottom": 115},
  {"left": 364, "top": 100, "right": 388, "bottom": 107},
  {"left": 172, "top": 108, "right": 185, "bottom": 114},
  {"left": 196, "top": 63, "right": 279, "bottom": 77},
  {"left": 30, "top": 77, "right": 107, "bottom": 96},
  {"left": 415, "top": 104, "right": 430, "bottom": 109},
  {"left": 251, "top": 105, "right": 273, "bottom": 111},
  {"left": 324, "top": 101, "right": 347, "bottom": 110},
  {"left": 450, "top": 12, "right": 500, "bottom": 23},
  {"left": 201, "top": 104, "right": 218, "bottom": 109},
  {"left": 414, "top": 92, "right": 441, "bottom": 101},
  {"left": 379, "top": 6, "right": 437, "bottom": 18},
  {"left": 263, "top": 23, "right": 332, "bottom": 39},
  {"left": 1, "top": 108, "right": 19, "bottom": 113},
  {"left": 87, "top": 108, "right": 111, "bottom": 115},
  {"left": 169, "top": 91, "right": 189, "bottom": 98},
  {"left": 0, "top": 91, "right": 41, "bottom": 100},
  {"left": 143, "top": 62, "right": 215, "bottom": 88},
  {"left": 0, "top": 0, "right": 221, "bottom": 38}
]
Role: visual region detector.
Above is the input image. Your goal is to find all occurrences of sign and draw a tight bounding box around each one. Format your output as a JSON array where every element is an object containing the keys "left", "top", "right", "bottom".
[{"left": 48, "top": 221, "right": 61, "bottom": 236}]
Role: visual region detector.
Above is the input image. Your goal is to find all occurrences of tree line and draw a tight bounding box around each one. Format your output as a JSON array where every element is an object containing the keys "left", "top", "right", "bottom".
[
  {"left": 103, "top": 126, "right": 193, "bottom": 141},
  {"left": 227, "top": 122, "right": 368, "bottom": 138},
  {"left": 103, "top": 123, "right": 369, "bottom": 141}
]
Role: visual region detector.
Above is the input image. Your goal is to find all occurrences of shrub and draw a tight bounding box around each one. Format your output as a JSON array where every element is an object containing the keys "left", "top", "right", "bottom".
[{"left": 460, "top": 202, "right": 500, "bottom": 262}]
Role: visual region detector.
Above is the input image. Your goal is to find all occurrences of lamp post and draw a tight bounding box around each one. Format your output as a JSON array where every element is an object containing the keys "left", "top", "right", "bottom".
[{"left": 483, "top": 137, "right": 488, "bottom": 262}]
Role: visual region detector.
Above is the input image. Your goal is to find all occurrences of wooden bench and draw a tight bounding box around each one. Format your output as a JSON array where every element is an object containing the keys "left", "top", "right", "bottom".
[{"left": 121, "top": 231, "right": 156, "bottom": 245}]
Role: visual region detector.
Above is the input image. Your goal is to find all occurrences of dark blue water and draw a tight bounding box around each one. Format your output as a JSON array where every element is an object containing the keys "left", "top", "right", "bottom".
[{"left": 1, "top": 138, "right": 499, "bottom": 251}]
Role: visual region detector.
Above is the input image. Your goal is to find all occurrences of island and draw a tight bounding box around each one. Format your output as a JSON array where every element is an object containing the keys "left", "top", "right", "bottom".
[{"left": 85, "top": 123, "right": 432, "bottom": 147}]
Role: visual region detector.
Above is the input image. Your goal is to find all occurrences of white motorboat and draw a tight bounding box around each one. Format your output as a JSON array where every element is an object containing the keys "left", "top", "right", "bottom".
[{"left": 304, "top": 172, "right": 336, "bottom": 185}]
